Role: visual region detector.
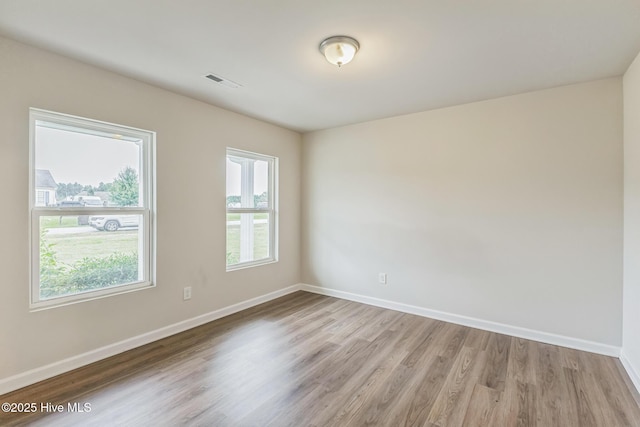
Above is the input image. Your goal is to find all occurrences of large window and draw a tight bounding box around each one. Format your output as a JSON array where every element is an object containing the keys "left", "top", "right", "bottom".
[
  {"left": 30, "top": 109, "right": 155, "bottom": 309},
  {"left": 226, "top": 148, "right": 277, "bottom": 270}
]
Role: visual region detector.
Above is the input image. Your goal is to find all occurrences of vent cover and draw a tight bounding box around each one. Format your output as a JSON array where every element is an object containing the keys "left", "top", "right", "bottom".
[
  {"left": 205, "top": 73, "right": 241, "bottom": 89},
  {"left": 205, "top": 74, "right": 223, "bottom": 82}
]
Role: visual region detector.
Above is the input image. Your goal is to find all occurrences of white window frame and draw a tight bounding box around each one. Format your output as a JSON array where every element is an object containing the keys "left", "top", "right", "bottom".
[
  {"left": 29, "top": 108, "right": 156, "bottom": 310},
  {"left": 226, "top": 148, "right": 277, "bottom": 271}
]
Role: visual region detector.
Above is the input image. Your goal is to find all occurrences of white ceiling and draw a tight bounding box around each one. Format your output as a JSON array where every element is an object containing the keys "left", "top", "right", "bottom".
[{"left": 1, "top": 0, "right": 639, "bottom": 133}]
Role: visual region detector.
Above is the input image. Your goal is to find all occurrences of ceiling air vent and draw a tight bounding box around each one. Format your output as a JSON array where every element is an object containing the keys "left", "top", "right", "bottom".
[{"left": 205, "top": 73, "right": 242, "bottom": 89}]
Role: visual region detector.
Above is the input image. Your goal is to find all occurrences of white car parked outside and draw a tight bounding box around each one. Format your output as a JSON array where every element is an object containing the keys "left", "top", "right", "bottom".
[{"left": 89, "top": 215, "right": 139, "bottom": 232}]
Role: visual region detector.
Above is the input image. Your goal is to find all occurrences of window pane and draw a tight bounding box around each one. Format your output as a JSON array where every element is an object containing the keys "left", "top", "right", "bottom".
[
  {"left": 226, "top": 156, "right": 270, "bottom": 208},
  {"left": 226, "top": 213, "right": 270, "bottom": 266},
  {"left": 39, "top": 215, "right": 143, "bottom": 300},
  {"left": 35, "top": 121, "right": 142, "bottom": 208},
  {"left": 226, "top": 157, "right": 242, "bottom": 208},
  {"left": 226, "top": 148, "right": 276, "bottom": 270},
  {"left": 253, "top": 160, "right": 269, "bottom": 208}
]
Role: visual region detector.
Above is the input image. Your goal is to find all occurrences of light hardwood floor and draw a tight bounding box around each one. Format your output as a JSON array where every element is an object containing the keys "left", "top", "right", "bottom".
[{"left": 1, "top": 291, "right": 639, "bottom": 426}]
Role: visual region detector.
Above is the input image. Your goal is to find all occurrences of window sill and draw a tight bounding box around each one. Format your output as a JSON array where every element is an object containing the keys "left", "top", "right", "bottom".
[
  {"left": 226, "top": 258, "right": 278, "bottom": 272},
  {"left": 29, "top": 281, "right": 155, "bottom": 312}
]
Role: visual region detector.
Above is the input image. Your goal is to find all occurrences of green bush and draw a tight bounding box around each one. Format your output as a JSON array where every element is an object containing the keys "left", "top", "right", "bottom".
[
  {"left": 39, "top": 232, "right": 70, "bottom": 298},
  {"left": 66, "top": 252, "right": 138, "bottom": 290},
  {"left": 40, "top": 243, "right": 138, "bottom": 299},
  {"left": 226, "top": 251, "right": 239, "bottom": 266}
]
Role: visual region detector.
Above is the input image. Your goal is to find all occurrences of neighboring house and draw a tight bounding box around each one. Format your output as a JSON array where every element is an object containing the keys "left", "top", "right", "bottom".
[{"left": 35, "top": 169, "right": 57, "bottom": 207}]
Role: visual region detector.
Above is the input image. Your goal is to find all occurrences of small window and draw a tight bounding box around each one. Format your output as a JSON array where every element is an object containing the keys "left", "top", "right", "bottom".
[
  {"left": 36, "top": 190, "right": 48, "bottom": 206},
  {"left": 226, "top": 148, "right": 277, "bottom": 270},
  {"left": 30, "top": 108, "right": 155, "bottom": 309}
]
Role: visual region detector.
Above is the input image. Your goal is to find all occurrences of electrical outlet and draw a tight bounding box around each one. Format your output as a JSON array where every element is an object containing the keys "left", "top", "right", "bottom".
[
  {"left": 183, "top": 286, "right": 192, "bottom": 300},
  {"left": 378, "top": 273, "right": 387, "bottom": 285}
]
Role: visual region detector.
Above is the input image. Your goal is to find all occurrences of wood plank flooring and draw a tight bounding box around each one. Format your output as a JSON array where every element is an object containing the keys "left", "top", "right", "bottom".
[{"left": 1, "top": 291, "right": 639, "bottom": 426}]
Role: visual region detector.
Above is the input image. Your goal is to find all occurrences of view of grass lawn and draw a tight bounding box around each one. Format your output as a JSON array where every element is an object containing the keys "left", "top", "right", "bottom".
[
  {"left": 44, "top": 230, "right": 138, "bottom": 265},
  {"left": 40, "top": 214, "right": 269, "bottom": 273},
  {"left": 41, "top": 216, "right": 81, "bottom": 229},
  {"left": 39, "top": 219, "right": 140, "bottom": 299},
  {"left": 226, "top": 222, "right": 269, "bottom": 265}
]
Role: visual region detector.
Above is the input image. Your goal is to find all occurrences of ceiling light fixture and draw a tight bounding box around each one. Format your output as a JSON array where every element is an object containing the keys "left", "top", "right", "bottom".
[{"left": 319, "top": 36, "right": 360, "bottom": 67}]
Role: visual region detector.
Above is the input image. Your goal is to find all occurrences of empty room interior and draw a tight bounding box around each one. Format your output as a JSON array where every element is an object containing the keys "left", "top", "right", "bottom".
[{"left": 2, "top": 1, "right": 640, "bottom": 425}]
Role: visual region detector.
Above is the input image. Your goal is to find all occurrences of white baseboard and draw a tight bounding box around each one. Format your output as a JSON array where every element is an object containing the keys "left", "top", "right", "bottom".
[
  {"left": 1, "top": 283, "right": 626, "bottom": 397},
  {"left": 300, "top": 284, "right": 621, "bottom": 357},
  {"left": 620, "top": 349, "right": 640, "bottom": 396},
  {"left": 0, "top": 284, "right": 303, "bottom": 396}
]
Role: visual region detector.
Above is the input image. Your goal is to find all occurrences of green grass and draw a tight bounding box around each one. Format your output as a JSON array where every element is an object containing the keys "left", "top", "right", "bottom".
[
  {"left": 41, "top": 216, "right": 80, "bottom": 229},
  {"left": 40, "top": 214, "right": 269, "bottom": 267},
  {"left": 226, "top": 223, "right": 269, "bottom": 265},
  {"left": 43, "top": 230, "right": 138, "bottom": 265}
]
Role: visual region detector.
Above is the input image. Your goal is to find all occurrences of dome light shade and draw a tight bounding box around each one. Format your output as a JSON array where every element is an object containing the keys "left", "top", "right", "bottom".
[{"left": 319, "top": 36, "right": 360, "bottom": 67}]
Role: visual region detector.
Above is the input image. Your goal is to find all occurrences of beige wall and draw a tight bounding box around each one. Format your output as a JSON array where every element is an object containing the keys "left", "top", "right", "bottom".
[
  {"left": 623, "top": 51, "right": 640, "bottom": 385},
  {"left": 0, "top": 36, "right": 301, "bottom": 380},
  {"left": 302, "top": 78, "right": 623, "bottom": 346},
  {"left": 0, "top": 32, "right": 631, "bottom": 390}
]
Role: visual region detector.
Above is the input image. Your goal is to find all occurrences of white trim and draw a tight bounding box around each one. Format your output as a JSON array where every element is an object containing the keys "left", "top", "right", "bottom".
[
  {"left": 0, "top": 284, "right": 302, "bottom": 396},
  {"left": 300, "top": 284, "right": 621, "bottom": 357},
  {"left": 620, "top": 349, "right": 640, "bottom": 395},
  {"left": 2, "top": 283, "right": 627, "bottom": 396}
]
